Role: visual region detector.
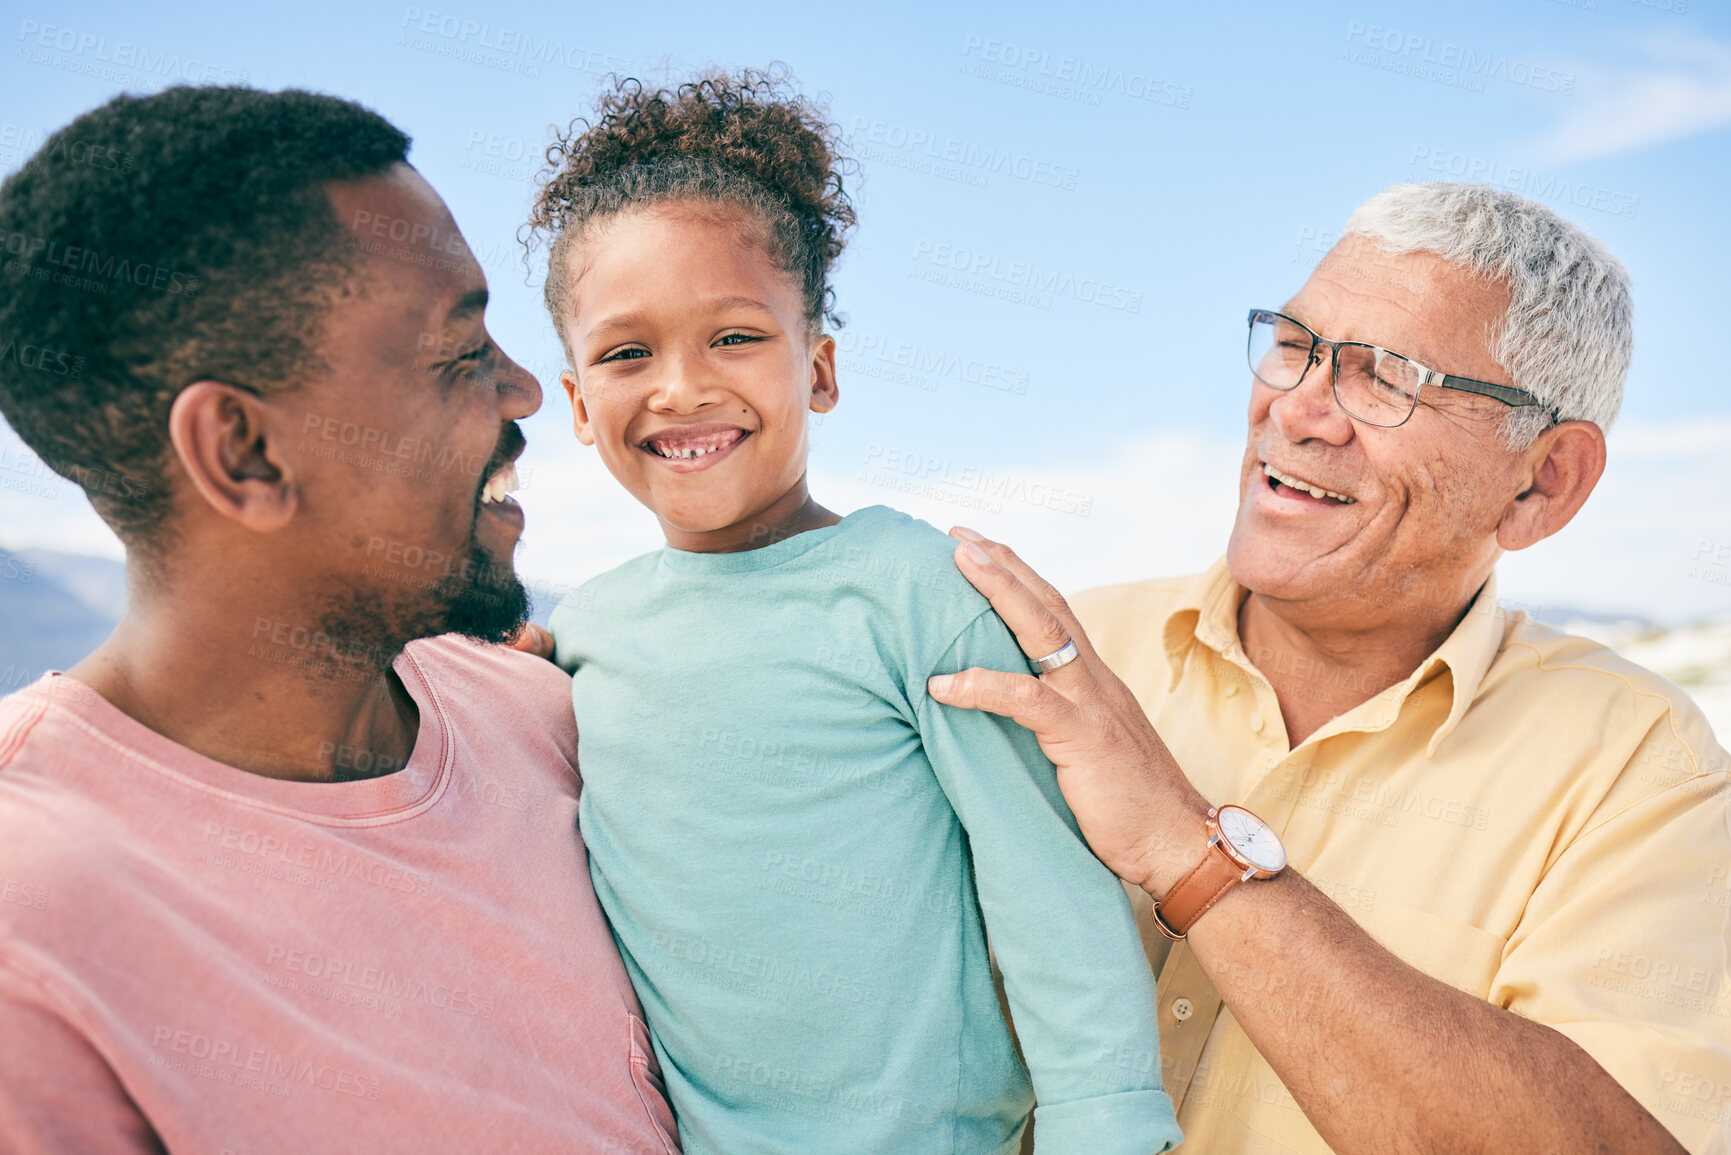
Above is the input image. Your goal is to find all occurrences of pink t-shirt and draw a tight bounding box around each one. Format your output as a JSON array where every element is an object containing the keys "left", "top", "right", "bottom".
[{"left": 0, "top": 636, "right": 678, "bottom": 1154}]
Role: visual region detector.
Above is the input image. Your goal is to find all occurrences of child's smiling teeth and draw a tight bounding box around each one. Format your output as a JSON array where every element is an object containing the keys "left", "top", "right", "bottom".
[
  {"left": 645, "top": 428, "right": 746, "bottom": 460},
  {"left": 657, "top": 444, "right": 720, "bottom": 460}
]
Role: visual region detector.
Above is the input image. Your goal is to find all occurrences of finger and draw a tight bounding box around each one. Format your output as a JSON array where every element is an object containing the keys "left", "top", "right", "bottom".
[
  {"left": 927, "top": 667, "right": 1077, "bottom": 732},
  {"left": 950, "top": 527, "right": 1088, "bottom": 651},
  {"left": 950, "top": 540, "right": 1088, "bottom": 675},
  {"left": 507, "top": 622, "right": 555, "bottom": 661}
]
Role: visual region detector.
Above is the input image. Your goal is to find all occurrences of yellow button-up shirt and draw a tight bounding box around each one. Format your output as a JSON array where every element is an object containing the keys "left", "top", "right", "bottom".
[{"left": 1072, "top": 559, "right": 1731, "bottom": 1153}]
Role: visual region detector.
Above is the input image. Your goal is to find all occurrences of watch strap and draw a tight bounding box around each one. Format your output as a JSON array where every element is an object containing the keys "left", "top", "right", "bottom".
[{"left": 1152, "top": 837, "right": 1246, "bottom": 940}]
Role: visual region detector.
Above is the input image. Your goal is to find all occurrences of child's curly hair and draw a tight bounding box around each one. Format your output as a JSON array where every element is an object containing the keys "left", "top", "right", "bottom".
[{"left": 528, "top": 65, "right": 856, "bottom": 342}]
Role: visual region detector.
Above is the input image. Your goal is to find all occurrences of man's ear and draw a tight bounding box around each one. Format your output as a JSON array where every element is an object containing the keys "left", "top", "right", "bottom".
[
  {"left": 1496, "top": 420, "right": 1607, "bottom": 551},
  {"left": 561, "top": 370, "right": 596, "bottom": 446},
  {"left": 809, "top": 333, "right": 839, "bottom": 415},
  {"left": 166, "top": 383, "right": 298, "bottom": 533}
]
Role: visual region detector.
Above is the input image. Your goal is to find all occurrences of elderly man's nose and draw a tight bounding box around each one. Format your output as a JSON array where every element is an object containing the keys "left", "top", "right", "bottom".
[{"left": 1271, "top": 359, "right": 1353, "bottom": 445}]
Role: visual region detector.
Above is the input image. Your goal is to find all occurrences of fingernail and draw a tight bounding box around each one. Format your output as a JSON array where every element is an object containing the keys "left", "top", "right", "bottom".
[
  {"left": 952, "top": 526, "right": 985, "bottom": 542},
  {"left": 927, "top": 674, "right": 953, "bottom": 696},
  {"left": 963, "top": 542, "right": 992, "bottom": 566}
]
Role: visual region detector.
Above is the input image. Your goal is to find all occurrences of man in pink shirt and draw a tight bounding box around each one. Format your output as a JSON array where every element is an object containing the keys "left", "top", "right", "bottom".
[{"left": 0, "top": 86, "right": 677, "bottom": 1152}]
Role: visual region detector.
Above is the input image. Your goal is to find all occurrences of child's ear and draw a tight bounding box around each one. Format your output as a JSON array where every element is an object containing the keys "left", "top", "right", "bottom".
[
  {"left": 562, "top": 370, "right": 597, "bottom": 446},
  {"left": 809, "top": 333, "right": 839, "bottom": 415}
]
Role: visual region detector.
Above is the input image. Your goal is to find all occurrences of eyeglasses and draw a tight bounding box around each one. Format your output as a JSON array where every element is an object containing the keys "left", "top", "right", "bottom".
[{"left": 1245, "top": 309, "right": 1555, "bottom": 429}]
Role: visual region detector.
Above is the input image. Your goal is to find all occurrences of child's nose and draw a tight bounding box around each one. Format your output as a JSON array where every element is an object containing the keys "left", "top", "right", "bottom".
[{"left": 645, "top": 356, "right": 727, "bottom": 413}]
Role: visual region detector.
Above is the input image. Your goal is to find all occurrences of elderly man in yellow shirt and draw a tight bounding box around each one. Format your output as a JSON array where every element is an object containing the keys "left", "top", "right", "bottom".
[{"left": 931, "top": 182, "right": 1731, "bottom": 1153}]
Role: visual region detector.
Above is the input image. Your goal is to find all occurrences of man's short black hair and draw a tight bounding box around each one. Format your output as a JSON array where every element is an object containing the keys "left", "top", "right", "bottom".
[{"left": 0, "top": 86, "right": 411, "bottom": 550}]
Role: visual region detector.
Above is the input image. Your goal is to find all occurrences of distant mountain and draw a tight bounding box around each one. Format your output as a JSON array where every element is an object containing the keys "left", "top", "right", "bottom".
[
  {"left": 0, "top": 547, "right": 123, "bottom": 690},
  {"left": 18, "top": 548, "right": 129, "bottom": 621}
]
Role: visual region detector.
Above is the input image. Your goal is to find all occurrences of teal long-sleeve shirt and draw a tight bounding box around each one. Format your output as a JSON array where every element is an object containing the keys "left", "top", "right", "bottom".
[{"left": 551, "top": 506, "right": 1179, "bottom": 1155}]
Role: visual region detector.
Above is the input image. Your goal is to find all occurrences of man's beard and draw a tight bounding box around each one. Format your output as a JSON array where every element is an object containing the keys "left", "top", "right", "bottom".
[
  {"left": 430, "top": 535, "right": 531, "bottom": 643},
  {"left": 302, "top": 532, "right": 530, "bottom": 684}
]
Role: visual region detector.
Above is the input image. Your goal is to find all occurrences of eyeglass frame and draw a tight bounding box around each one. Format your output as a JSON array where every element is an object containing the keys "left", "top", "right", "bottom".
[{"left": 1246, "top": 309, "right": 1558, "bottom": 428}]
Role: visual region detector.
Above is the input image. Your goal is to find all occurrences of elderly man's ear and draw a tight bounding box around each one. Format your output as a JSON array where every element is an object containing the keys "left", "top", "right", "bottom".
[
  {"left": 1496, "top": 420, "right": 1607, "bottom": 552},
  {"left": 167, "top": 382, "right": 299, "bottom": 533}
]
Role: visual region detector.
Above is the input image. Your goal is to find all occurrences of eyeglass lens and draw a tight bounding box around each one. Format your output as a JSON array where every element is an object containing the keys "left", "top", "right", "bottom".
[{"left": 1247, "top": 312, "right": 1420, "bottom": 427}]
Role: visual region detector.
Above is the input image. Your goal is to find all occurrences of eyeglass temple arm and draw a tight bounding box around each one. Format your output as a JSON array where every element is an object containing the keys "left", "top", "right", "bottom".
[{"left": 1421, "top": 369, "right": 1554, "bottom": 414}]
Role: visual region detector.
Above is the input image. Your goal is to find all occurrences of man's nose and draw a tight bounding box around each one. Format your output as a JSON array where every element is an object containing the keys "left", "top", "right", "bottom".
[
  {"left": 492, "top": 352, "right": 542, "bottom": 420},
  {"left": 1267, "top": 355, "right": 1354, "bottom": 446}
]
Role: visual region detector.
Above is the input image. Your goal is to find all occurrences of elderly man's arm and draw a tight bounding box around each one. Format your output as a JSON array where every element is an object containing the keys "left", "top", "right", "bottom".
[
  {"left": 1171, "top": 872, "right": 1690, "bottom": 1153},
  {"left": 926, "top": 533, "right": 1700, "bottom": 1155}
]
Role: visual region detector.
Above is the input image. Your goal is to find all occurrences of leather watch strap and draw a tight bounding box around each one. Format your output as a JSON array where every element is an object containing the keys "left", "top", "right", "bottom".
[{"left": 1152, "top": 839, "right": 1246, "bottom": 939}]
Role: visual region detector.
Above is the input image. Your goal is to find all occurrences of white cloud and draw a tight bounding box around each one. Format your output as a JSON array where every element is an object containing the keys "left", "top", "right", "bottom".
[
  {"left": 809, "top": 429, "right": 1242, "bottom": 597},
  {"left": 1538, "top": 31, "right": 1731, "bottom": 165}
]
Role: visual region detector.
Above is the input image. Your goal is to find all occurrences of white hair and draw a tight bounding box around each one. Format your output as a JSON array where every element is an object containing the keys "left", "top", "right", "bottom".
[{"left": 1341, "top": 182, "right": 1632, "bottom": 448}]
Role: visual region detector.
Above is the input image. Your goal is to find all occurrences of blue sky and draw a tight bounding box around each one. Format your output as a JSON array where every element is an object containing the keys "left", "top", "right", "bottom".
[{"left": 3, "top": 0, "right": 1728, "bottom": 621}]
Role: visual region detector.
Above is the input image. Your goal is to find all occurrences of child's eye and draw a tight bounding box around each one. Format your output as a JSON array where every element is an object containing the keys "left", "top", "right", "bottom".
[
  {"left": 714, "top": 333, "right": 763, "bottom": 347},
  {"left": 598, "top": 346, "right": 649, "bottom": 364}
]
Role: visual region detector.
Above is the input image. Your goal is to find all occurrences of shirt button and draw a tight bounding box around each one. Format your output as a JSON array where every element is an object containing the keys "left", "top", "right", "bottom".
[
  {"left": 1171, "top": 997, "right": 1194, "bottom": 1022},
  {"left": 1223, "top": 684, "right": 1239, "bottom": 698},
  {"left": 1250, "top": 713, "right": 1265, "bottom": 734}
]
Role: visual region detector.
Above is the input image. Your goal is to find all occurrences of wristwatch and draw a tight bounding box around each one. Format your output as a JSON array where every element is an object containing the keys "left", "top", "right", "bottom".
[{"left": 1152, "top": 805, "right": 1287, "bottom": 940}]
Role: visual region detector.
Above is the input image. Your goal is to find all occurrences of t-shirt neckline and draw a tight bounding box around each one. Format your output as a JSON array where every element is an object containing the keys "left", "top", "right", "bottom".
[
  {"left": 35, "top": 645, "right": 453, "bottom": 827},
  {"left": 656, "top": 505, "right": 892, "bottom": 575}
]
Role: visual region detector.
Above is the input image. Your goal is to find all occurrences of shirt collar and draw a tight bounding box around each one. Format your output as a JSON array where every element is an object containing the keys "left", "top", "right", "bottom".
[{"left": 1159, "top": 558, "right": 1509, "bottom": 755}]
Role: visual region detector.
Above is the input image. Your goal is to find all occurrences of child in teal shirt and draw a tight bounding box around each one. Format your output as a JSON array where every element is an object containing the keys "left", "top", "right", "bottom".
[{"left": 532, "top": 69, "right": 1179, "bottom": 1155}]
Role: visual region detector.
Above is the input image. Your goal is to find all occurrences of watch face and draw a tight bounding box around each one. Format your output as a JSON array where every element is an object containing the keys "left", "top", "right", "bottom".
[{"left": 1218, "top": 806, "right": 1287, "bottom": 872}]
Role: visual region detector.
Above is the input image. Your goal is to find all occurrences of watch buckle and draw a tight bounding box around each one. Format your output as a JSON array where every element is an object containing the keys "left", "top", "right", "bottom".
[{"left": 1151, "top": 902, "right": 1187, "bottom": 941}]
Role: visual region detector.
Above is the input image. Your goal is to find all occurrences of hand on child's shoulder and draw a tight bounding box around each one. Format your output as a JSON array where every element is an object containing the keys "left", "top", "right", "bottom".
[{"left": 506, "top": 622, "right": 556, "bottom": 662}]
